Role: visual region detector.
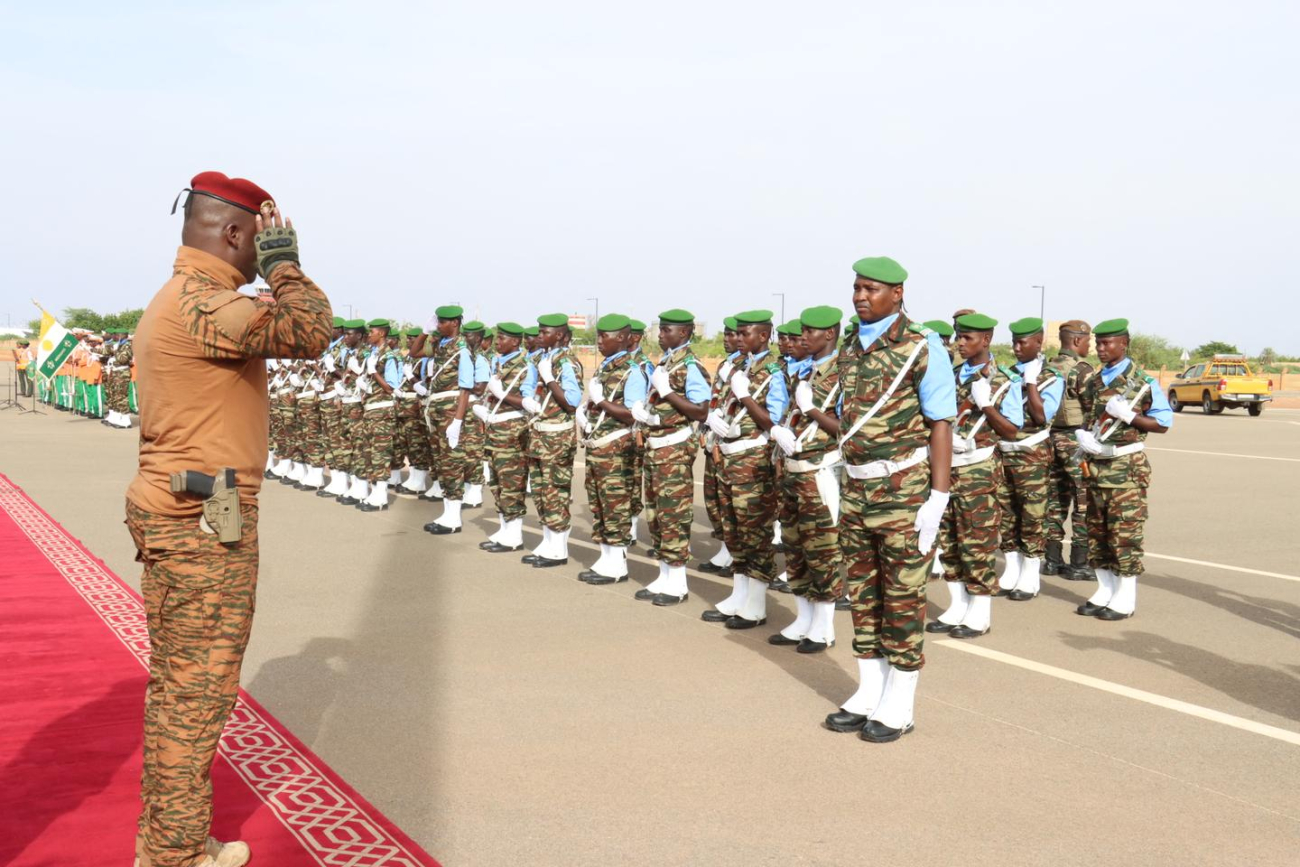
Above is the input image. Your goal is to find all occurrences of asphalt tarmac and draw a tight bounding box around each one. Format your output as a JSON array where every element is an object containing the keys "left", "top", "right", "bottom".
[{"left": 2, "top": 372, "right": 1297, "bottom": 866}]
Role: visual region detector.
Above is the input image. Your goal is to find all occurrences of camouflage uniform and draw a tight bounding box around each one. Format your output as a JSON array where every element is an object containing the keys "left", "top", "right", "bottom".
[
  {"left": 357, "top": 346, "right": 400, "bottom": 483},
  {"left": 110, "top": 339, "right": 135, "bottom": 414},
  {"left": 318, "top": 341, "right": 349, "bottom": 470},
  {"left": 419, "top": 334, "right": 474, "bottom": 500},
  {"left": 644, "top": 346, "right": 708, "bottom": 566},
  {"left": 528, "top": 346, "right": 583, "bottom": 532},
  {"left": 839, "top": 314, "right": 952, "bottom": 670},
  {"left": 485, "top": 349, "right": 531, "bottom": 520},
  {"left": 583, "top": 352, "right": 639, "bottom": 546},
  {"left": 628, "top": 343, "right": 652, "bottom": 527},
  {"left": 702, "top": 351, "right": 741, "bottom": 545},
  {"left": 1046, "top": 349, "right": 1093, "bottom": 554},
  {"left": 995, "top": 365, "right": 1062, "bottom": 559},
  {"left": 393, "top": 355, "right": 429, "bottom": 473}
]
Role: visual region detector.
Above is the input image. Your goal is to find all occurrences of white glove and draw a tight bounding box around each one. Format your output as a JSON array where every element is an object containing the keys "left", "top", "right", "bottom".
[
  {"left": 289, "top": 373, "right": 304, "bottom": 388},
  {"left": 472, "top": 404, "right": 489, "bottom": 422},
  {"left": 488, "top": 376, "right": 506, "bottom": 400},
  {"left": 323, "top": 356, "right": 336, "bottom": 373},
  {"left": 359, "top": 377, "right": 374, "bottom": 395},
  {"left": 631, "top": 401, "right": 659, "bottom": 426},
  {"left": 794, "top": 380, "right": 815, "bottom": 414},
  {"left": 914, "top": 490, "right": 950, "bottom": 555},
  {"left": 424, "top": 314, "right": 439, "bottom": 334},
  {"left": 414, "top": 382, "right": 429, "bottom": 396},
  {"left": 311, "top": 377, "right": 325, "bottom": 391},
  {"left": 521, "top": 397, "right": 542, "bottom": 415},
  {"left": 538, "top": 356, "right": 555, "bottom": 384},
  {"left": 1106, "top": 395, "right": 1137, "bottom": 424},
  {"left": 1075, "top": 429, "right": 1104, "bottom": 455},
  {"left": 347, "top": 357, "right": 363, "bottom": 375},
  {"left": 1021, "top": 357, "right": 1043, "bottom": 383},
  {"left": 650, "top": 367, "right": 672, "bottom": 396},
  {"left": 366, "top": 354, "right": 378, "bottom": 374},
  {"left": 447, "top": 418, "right": 462, "bottom": 450},
  {"left": 730, "top": 370, "right": 752, "bottom": 400},
  {"left": 267, "top": 359, "right": 280, "bottom": 371},
  {"left": 587, "top": 378, "right": 604, "bottom": 404},
  {"left": 576, "top": 406, "right": 592, "bottom": 433},
  {"left": 402, "top": 362, "right": 413, "bottom": 379},
  {"left": 705, "top": 411, "right": 731, "bottom": 438},
  {"left": 770, "top": 425, "right": 799, "bottom": 456},
  {"left": 969, "top": 377, "right": 992, "bottom": 410},
  {"left": 951, "top": 431, "right": 970, "bottom": 453},
  {"left": 717, "top": 359, "right": 734, "bottom": 382}
]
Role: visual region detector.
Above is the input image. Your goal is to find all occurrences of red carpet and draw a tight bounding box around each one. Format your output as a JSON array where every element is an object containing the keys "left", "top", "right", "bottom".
[{"left": 0, "top": 474, "right": 440, "bottom": 867}]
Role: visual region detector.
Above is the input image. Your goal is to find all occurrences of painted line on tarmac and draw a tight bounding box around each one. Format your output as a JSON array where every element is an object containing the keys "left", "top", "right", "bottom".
[
  {"left": 1145, "top": 552, "right": 1300, "bottom": 583},
  {"left": 1147, "top": 446, "right": 1300, "bottom": 463},
  {"left": 933, "top": 641, "right": 1300, "bottom": 748}
]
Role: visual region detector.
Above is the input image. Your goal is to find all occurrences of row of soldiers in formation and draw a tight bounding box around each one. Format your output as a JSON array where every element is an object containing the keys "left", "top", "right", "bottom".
[
  {"left": 265, "top": 256, "right": 1173, "bottom": 743},
  {"left": 28, "top": 331, "right": 138, "bottom": 427}
]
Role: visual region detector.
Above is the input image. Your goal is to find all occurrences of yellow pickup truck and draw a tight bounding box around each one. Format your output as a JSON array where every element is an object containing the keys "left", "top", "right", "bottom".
[{"left": 1168, "top": 355, "right": 1273, "bottom": 416}]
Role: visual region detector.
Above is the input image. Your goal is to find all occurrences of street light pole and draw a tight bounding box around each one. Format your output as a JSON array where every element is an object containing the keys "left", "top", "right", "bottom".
[
  {"left": 772, "top": 293, "right": 785, "bottom": 323},
  {"left": 587, "top": 297, "right": 599, "bottom": 330},
  {"left": 1032, "top": 285, "right": 1045, "bottom": 323}
]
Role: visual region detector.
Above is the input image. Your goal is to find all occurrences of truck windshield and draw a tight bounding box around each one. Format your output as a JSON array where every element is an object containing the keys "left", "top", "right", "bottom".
[{"left": 1210, "top": 364, "right": 1247, "bottom": 376}]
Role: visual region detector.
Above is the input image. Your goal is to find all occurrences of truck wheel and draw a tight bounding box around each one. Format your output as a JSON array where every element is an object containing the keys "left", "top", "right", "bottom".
[
  {"left": 1202, "top": 392, "right": 1223, "bottom": 414},
  {"left": 1248, "top": 403, "right": 1264, "bottom": 417},
  {"left": 1169, "top": 391, "right": 1183, "bottom": 413}
]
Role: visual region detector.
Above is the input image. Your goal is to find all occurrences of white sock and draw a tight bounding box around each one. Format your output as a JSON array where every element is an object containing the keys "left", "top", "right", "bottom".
[
  {"left": 503, "top": 518, "right": 524, "bottom": 548},
  {"left": 959, "top": 594, "right": 991, "bottom": 631},
  {"left": 604, "top": 546, "right": 629, "bottom": 578},
  {"left": 659, "top": 564, "right": 689, "bottom": 597},
  {"left": 780, "top": 595, "right": 814, "bottom": 640},
  {"left": 464, "top": 484, "right": 483, "bottom": 506},
  {"left": 590, "top": 543, "right": 611, "bottom": 575},
  {"left": 1108, "top": 574, "right": 1137, "bottom": 614},
  {"left": 806, "top": 600, "right": 836, "bottom": 645},
  {"left": 265, "top": 454, "right": 276, "bottom": 473},
  {"left": 272, "top": 458, "right": 292, "bottom": 477},
  {"left": 288, "top": 461, "right": 306, "bottom": 482},
  {"left": 435, "top": 499, "right": 463, "bottom": 528},
  {"left": 421, "top": 477, "right": 441, "bottom": 499},
  {"left": 870, "top": 667, "right": 919, "bottom": 730},
  {"left": 1017, "top": 557, "right": 1042, "bottom": 595},
  {"left": 716, "top": 571, "right": 748, "bottom": 616},
  {"left": 938, "top": 581, "right": 970, "bottom": 625},
  {"left": 483, "top": 460, "right": 492, "bottom": 483},
  {"left": 772, "top": 521, "right": 782, "bottom": 545},
  {"left": 367, "top": 481, "right": 389, "bottom": 506},
  {"left": 489, "top": 512, "right": 507, "bottom": 544},
  {"left": 841, "top": 657, "right": 889, "bottom": 715},
  {"left": 532, "top": 525, "right": 552, "bottom": 558},
  {"left": 1087, "top": 568, "right": 1117, "bottom": 607},
  {"left": 352, "top": 477, "right": 372, "bottom": 502},
  {"left": 709, "top": 542, "right": 733, "bottom": 568},
  {"left": 401, "top": 468, "right": 427, "bottom": 491},
  {"left": 630, "top": 515, "right": 639, "bottom": 544},
  {"left": 997, "top": 551, "right": 1022, "bottom": 592},
  {"left": 931, "top": 553, "right": 945, "bottom": 576},
  {"left": 388, "top": 468, "right": 402, "bottom": 486},
  {"left": 645, "top": 561, "right": 668, "bottom": 594},
  {"left": 737, "top": 576, "right": 768, "bottom": 621},
  {"left": 554, "top": 529, "right": 570, "bottom": 560},
  {"left": 432, "top": 480, "right": 444, "bottom": 497}
]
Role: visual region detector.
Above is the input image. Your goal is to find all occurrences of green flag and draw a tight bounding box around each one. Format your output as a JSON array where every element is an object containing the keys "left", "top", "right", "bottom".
[{"left": 36, "top": 311, "right": 78, "bottom": 379}]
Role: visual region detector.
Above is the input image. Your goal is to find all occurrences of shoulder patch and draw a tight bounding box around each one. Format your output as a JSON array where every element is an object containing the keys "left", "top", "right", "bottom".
[
  {"left": 765, "top": 362, "right": 781, "bottom": 375},
  {"left": 908, "top": 323, "right": 933, "bottom": 337}
]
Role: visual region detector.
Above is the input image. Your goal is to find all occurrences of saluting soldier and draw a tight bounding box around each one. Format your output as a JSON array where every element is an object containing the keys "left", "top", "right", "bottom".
[
  {"left": 926, "top": 313, "right": 1020, "bottom": 639},
  {"left": 476, "top": 322, "right": 533, "bottom": 551},
  {"left": 410, "top": 305, "right": 476, "bottom": 532},
  {"left": 823, "top": 257, "right": 955, "bottom": 744},
  {"left": 699, "top": 316, "right": 743, "bottom": 574},
  {"left": 1043, "top": 320, "right": 1095, "bottom": 579},
  {"left": 768, "top": 305, "right": 844, "bottom": 652},
  {"left": 1074, "top": 318, "right": 1173, "bottom": 620}
]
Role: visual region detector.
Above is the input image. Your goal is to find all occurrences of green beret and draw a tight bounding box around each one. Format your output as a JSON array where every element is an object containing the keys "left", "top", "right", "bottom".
[
  {"left": 496, "top": 321, "right": 525, "bottom": 336},
  {"left": 537, "top": 313, "right": 569, "bottom": 328},
  {"left": 658, "top": 308, "right": 694, "bottom": 324},
  {"left": 736, "top": 309, "right": 774, "bottom": 326},
  {"left": 1009, "top": 317, "right": 1044, "bottom": 337},
  {"left": 404, "top": 327, "right": 421, "bottom": 337},
  {"left": 344, "top": 318, "right": 366, "bottom": 330},
  {"left": 524, "top": 325, "right": 540, "bottom": 337},
  {"left": 628, "top": 319, "right": 646, "bottom": 334},
  {"left": 922, "top": 319, "right": 955, "bottom": 337},
  {"left": 800, "top": 306, "right": 842, "bottom": 330},
  {"left": 596, "top": 313, "right": 631, "bottom": 331},
  {"left": 366, "top": 318, "right": 391, "bottom": 330},
  {"left": 482, "top": 328, "right": 494, "bottom": 339},
  {"left": 954, "top": 313, "right": 997, "bottom": 333},
  {"left": 723, "top": 316, "right": 738, "bottom": 331},
  {"left": 462, "top": 320, "right": 485, "bottom": 333},
  {"left": 852, "top": 256, "right": 908, "bottom": 285},
  {"left": 332, "top": 315, "right": 344, "bottom": 328},
  {"left": 1093, "top": 318, "right": 1130, "bottom": 337},
  {"left": 776, "top": 318, "right": 803, "bottom": 336},
  {"left": 436, "top": 305, "right": 463, "bottom": 319}
]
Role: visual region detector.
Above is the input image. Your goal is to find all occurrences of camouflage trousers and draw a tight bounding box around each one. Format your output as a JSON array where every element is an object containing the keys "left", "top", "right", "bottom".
[
  {"left": 1046, "top": 430, "right": 1089, "bottom": 548},
  {"left": 840, "top": 462, "right": 931, "bottom": 671},
  {"left": 356, "top": 400, "right": 396, "bottom": 482},
  {"left": 584, "top": 435, "right": 636, "bottom": 546},
  {"left": 341, "top": 399, "right": 365, "bottom": 475},
  {"left": 1086, "top": 480, "right": 1148, "bottom": 576},
  {"left": 629, "top": 435, "right": 646, "bottom": 518},
  {"left": 703, "top": 450, "right": 725, "bottom": 541},
  {"left": 486, "top": 419, "right": 529, "bottom": 520},
  {"left": 318, "top": 398, "right": 343, "bottom": 468},
  {"left": 996, "top": 444, "right": 1051, "bottom": 558},
  {"left": 718, "top": 445, "right": 778, "bottom": 583},
  {"left": 645, "top": 433, "right": 699, "bottom": 567},
  {"left": 427, "top": 399, "right": 472, "bottom": 499},
  {"left": 125, "top": 499, "right": 259, "bottom": 867},
  {"left": 528, "top": 424, "right": 577, "bottom": 532},
  {"left": 937, "top": 456, "right": 1001, "bottom": 595},
  {"left": 393, "top": 395, "right": 431, "bottom": 471},
  {"left": 298, "top": 394, "right": 324, "bottom": 467},
  {"left": 779, "top": 465, "right": 842, "bottom": 601},
  {"left": 464, "top": 409, "right": 487, "bottom": 483}
]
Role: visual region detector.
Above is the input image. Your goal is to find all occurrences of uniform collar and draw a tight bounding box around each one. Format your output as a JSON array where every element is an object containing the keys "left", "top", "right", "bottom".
[
  {"left": 856, "top": 312, "right": 902, "bottom": 351},
  {"left": 173, "top": 245, "right": 246, "bottom": 292},
  {"left": 959, "top": 359, "right": 988, "bottom": 382},
  {"left": 600, "top": 350, "right": 629, "bottom": 368}
]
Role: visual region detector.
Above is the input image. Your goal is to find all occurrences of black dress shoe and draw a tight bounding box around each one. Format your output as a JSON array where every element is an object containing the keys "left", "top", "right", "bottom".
[
  {"left": 463, "top": 502, "right": 482, "bottom": 509},
  {"left": 337, "top": 497, "right": 359, "bottom": 507},
  {"left": 773, "top": 543, "right": 786, "bottom": 554},
  {"left": 280, "top": 476, "right": 297, "bottom": 485},
  {"left": 948, "top": 624, "right": 989, "bottom": 639},
  {"left": 427, "top": 524, "right": 461, "bottom": 535},
  {"left": 645, "top": 548, "right": 659, "bottom": 559},
  {"left": 767, "top": 633, "right": 802, "bottom": 646},
  {"left": 1063, "top": 565, "right": 1095, "bottom": 581},
  {"left": 482, "top": 542, "right": 524, "bottom": 553},
  {"left": 424, "top": 495, "right": 444, "bottom": 503},
  {"left": 577, "top": 569, "right": 599, "bottom": 582},
  {"left": 1095, "top": 607, "right": 1134, "bottom": 621},
  {"left": 700, "top": 609, "right": 731, "bottom": 622},
  {"left": 587, "top": 574, "right": 628, "bottom": 585},
  {"left": 771, "top": 580, "right": 793, "bottom": 594},
  {"left": 357, "top": 502, "right": 385, "bottom": 512},
  {"left": 1075, "top": 601, "right": 1105, "bottom": 616},
  {"left": 634, "top": 588, "right": 657, "bottom": 601},
  {"left": 315, "top": 488, "right": 336, "bottom": 498},
  {"left": 1007, "top": 589, "right": 1038, "bottom": 602},
  {"left": 652, "top": 593, "right": 687, "bottom": 606},
  {"left": 293, "top": 482, "right": 313, "bottom": 491},
  {"left": 264, "top": 471, "right": 277, "bottom": 479},
  {"left": 532, "top": 556, "right": 568, "bottom": 568},
  {"left": 823, "top": 710, "right": 869, "bottom": 733},
  {"left": 835, "top": 597, "right": 851, "bottom": 611},
  {"left": 724, "top": 615, "right": 766, "bottom": 629},
  {"left": 521, "top": 554, "right": 541, "bottom": 564},
  {"left": 925, "top": 621, "right": 957, "bottom": 634},
  {"left": 796, "top": 638, "right": 832, "bottom": 654},
  {"left": 698, "top": 561, "right": 725, "bottom": 573},
  {"left": 859, "top": 720, "right": 914, "bottom": 743},
  {"left": 480, "top": 540, "right": 501, "bottom": 550}
]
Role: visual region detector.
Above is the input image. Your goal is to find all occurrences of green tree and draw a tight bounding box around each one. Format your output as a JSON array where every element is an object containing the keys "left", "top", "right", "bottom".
[
  {"left": 1192, "top": 340, "right": 1239, "bottom": 358},
  {"left": 1128, "top": 332, "right": 1185, "bottom": 370},
  {"left": 1258, "top": 347, "right": 1277, "bottom": 366}
]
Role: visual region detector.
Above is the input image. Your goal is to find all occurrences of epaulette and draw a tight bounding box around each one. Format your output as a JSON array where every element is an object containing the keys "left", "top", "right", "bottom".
[
  {"left": 456, "top": 338, "right": 466, "bottom": 349},
  {"left": 997, "top": 364, "right": 1021, "bottom": 383},
  {"left": 908, "top": 323, "right": 933, "bottom": 337},
  {"left": 684, "top": 355, "right": 698, "bottom": 367}
]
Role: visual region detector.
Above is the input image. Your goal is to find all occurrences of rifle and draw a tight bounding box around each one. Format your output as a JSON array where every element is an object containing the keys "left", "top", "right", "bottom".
[{"left": 1071, "top": 377, "right": 1154, "bottom": 474}]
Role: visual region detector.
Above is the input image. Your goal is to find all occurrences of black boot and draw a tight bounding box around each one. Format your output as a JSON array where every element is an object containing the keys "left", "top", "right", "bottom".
[
  {"left": 1041, "top": 540, "right": 1064, "bottom": 576},
  {"left": 1065, "top": 544, "right": 1094, "bottom": 581}
]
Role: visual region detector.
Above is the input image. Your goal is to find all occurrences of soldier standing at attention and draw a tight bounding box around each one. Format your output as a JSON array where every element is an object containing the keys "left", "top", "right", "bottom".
[
  {"left": 1074, "top": 318, "right": 1173, "bottom": 620},
  {"left": 520, "top": 314, "right": 584, "bottom": 566},
  {"left": 410, "top": 306, "right": 476, "bottom": 533},
  {"left": 925, "top": 314, "right": 1020, "bottom": 639},
  {"left": 1043, "top": 320, "right": 1094, "bottom": 579},
  {"left": 768, "top": 306, "right": 844, "bottom": 652},
  {"left": 353, "top": 319, "right": 401, "bottom": 512},
  {"left": 995, "top": 317, "right": 1065, "bottom": 600},
  {"left": 771, "top": 318, "right": 812, "bottom": 590},
  {"left": 459, "top": 321, "right": 492, "bottom": 509},
  {"left": 127, "top": 172, "right": 332, "bottom": 867},
  {"left": 393, "top": 327, "right": 430, "bottom": 496},
  {"left": 477, "top": 322, "right": 533, "bottom": 551},
  {"left": 699, "top": 316, "right": 742, "bottom": 575},
  {"left": 578, "top": 314, "right": 647, "bottom": 584},
  {"left": 628, "top": 309, "right": 710, "bottom": 603},
  {"left": 626, "top": 319, "right": 653, "bottom": 546},
  {"left": 822, "top": 257, "right": 955, "bottom": 744}
]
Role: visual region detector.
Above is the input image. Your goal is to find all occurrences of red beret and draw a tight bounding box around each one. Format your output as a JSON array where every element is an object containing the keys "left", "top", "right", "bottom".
[{"left": 171, "top": 171, "right": 273, "bottom": 215}]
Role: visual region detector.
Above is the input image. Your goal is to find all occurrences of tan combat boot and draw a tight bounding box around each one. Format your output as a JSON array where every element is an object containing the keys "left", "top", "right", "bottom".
[{"left": 199, "top": 836, "right": 251, "bottom": 867}]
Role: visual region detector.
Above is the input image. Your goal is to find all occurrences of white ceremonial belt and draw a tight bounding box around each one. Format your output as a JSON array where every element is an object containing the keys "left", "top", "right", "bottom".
[
  {"left": 535, "top": 420, "right": 575, "bottom": 432},
  {"left": 719, "top": 434, "right": 770, "bottom": 456},
  {"left": 295, "top": 390, "right": 317, "bottom": 401},
  {"left": 585, "top": 428, "right": 632, "bottom": 448},
  {"left": 321, "top": 389, "right": 339, "bottom": 400},
  {"left": 428, "top": 389, "right": 460, "bottom": 401},
  {"left": 951, "top": 445, "right": 997, "bottom": 468},
  {"left": 997, "top": 428, "right": 1053, "bottom": 453},
  {"left": 393, "top": 390, "right": 416, "bottom": 400},
  {"left": 785, "top": 450, "right": 842, "bottom": 474},
  {"left": 648, "top": 426, "right": 694, "bottom": 449},
  {"left": 846, "top": 446, "right": 930, "bottom": 479},
  {"left": 487, "top": 410, "right": 524, "bottom": 424},
  {"left": 276, "top": 388, "right": 296, "bottom": 397},
  {"left": 1087, "top": 441, "right": 1145, "bottom": 460},
  {"left": 363, "top": 400, "right": 395, "bottom": 411},
  {"left": 340, "top": 396, "right": 362, "bottom": 405}
]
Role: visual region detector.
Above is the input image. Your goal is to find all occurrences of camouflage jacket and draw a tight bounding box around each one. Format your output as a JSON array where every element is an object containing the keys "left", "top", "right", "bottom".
[
  {"left": 538, "top": 346, "right": 583, "bottom": 422},
  {"left": 787, "top": 351, "right": 840, "bottom": 460},
  {"left": 423, "top": 334, "right": 469, "bottom": 393},
  {"left": 1080, "top": 358, "right": 1155, "bottom": 488},
  {"left": 723, "top": 349, "right": 784, "bottom": 440},
  {"left": 1009, "top": 363, "right": 1064, "bottom": 439},
  {"left": 649, "top": 344, "right": 708, "bottom": 433},
  {"left": 590, "top": 351, "right": 638, "bottom": 440},
  {"left": 1050, "top": 350, "right": 1093, "bottom": 430}
]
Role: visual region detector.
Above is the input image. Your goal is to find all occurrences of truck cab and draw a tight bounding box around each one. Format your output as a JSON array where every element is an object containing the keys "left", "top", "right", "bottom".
[{"left": 1168, "top": 354, "right": 1273, "bottom": 416}]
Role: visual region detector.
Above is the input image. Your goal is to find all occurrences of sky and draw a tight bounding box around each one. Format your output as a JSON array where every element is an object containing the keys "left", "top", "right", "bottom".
[{"left": 1, "top": 1, "right": 1296, "bottom": 352}]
